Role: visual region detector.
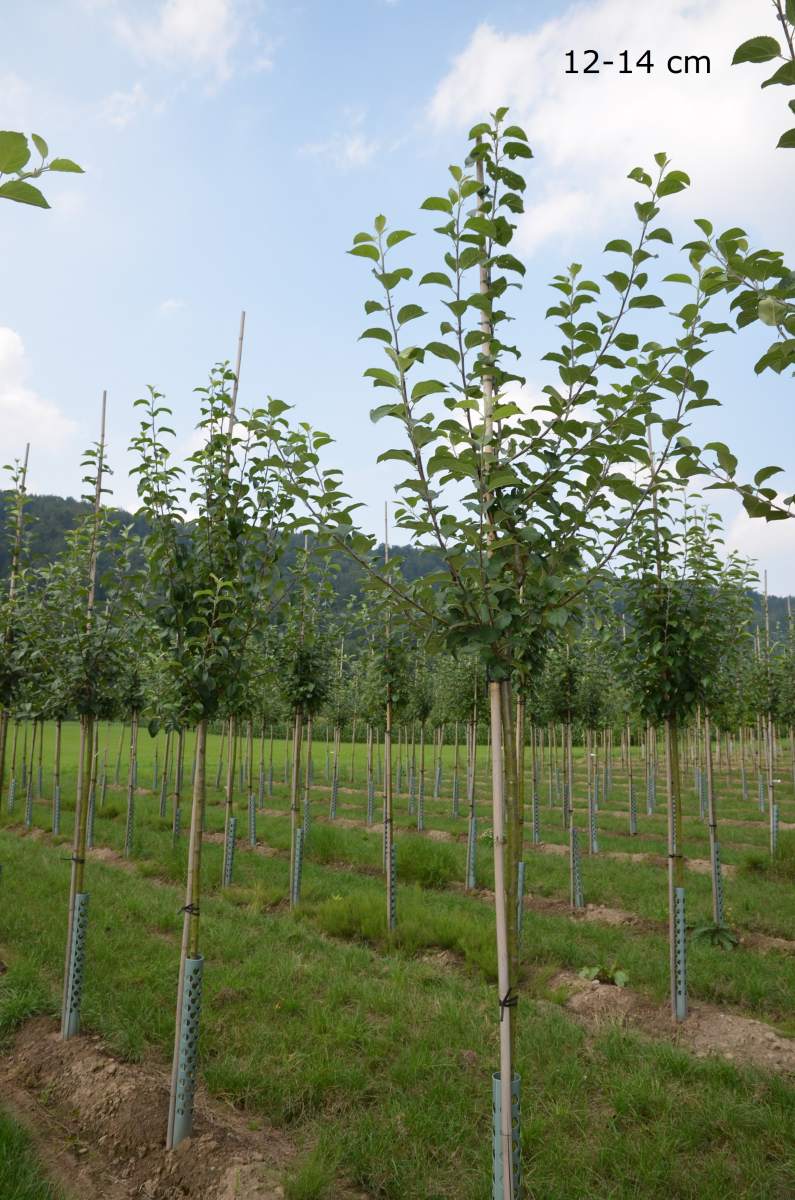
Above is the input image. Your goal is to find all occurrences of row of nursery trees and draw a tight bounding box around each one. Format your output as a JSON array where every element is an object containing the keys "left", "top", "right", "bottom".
[{"left": 2, "top": 9, "right": 795, "bottom": 1188}]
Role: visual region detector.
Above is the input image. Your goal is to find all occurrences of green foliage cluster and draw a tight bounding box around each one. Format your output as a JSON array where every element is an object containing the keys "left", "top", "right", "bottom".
[
  {"left": 732, "top": 3, "right": 795, "bottom": 149},
  {"left": 0, "top": 129, "right": 82, "bottom": 208}
]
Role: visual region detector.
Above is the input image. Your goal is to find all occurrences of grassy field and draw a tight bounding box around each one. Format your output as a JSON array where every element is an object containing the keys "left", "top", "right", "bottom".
[
  {"left": 1, "top": 720, "right": 794, "bottom": 1198},
  {"left": 0, "top": 1110, "right": 63, "bottom": 1200}
]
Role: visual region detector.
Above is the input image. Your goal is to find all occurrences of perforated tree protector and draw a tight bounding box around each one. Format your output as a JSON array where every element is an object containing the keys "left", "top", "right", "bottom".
[
  {"left": 291, "top": 827, "right": 304, "bottom": 907},
  {"left": 492, "top": 1072, "right": 522, "bottom": 1200},
  {"left": 171, "top": 955, "right": 204, "bottom": 1148},
  {"left": 223, "top": 815, "right": 237, "bottom": 886},
  {"left": 248, "top": 794, "right": 256, "bottom": 847},
  {"left": 63, "top": 892, "right": 89, "bottom": 1039},
  {"left": 571, "top": 827, "right": 585, "bottom": 909},
  {"left": 674, "top": 886, "right": 688, "bottom": 1022}
]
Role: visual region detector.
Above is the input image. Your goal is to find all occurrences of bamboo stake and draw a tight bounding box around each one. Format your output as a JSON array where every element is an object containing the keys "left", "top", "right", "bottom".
[
  {"left": 62, "top": 392, "right": 106, "bottom": 1039},
  {"left": 0, "top": 443, "right": 29, "bottom": 804},
  {"left": 384, "top": 504, "right": 395, "bottom": 928},
  {"left": 477, "top": 142, "right": 513, "bottom": 1200},
  {"left": 704, "top": 713, "right": 723, "bottom": 925}
]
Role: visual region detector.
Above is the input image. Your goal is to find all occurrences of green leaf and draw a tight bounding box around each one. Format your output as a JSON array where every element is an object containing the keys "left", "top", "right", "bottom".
[
  {"left": 353, "top": 231, "right": 374, "bottom": 244},
  {"left": 628, "top": 294, "right": 665, "bottom": 309},
  {"left": 364, "top": 367, "right": 400, "bottom": 388},
  {"left": 386, "top": 229, "right": 414, "bottom": 248},
  {"left": 758, "top": 296, "right": 787, "bottom": 326},
  {"left": 411, "top": 379, "right": 446, "bottom": 401},
  {"left": 360, "top": 327, "right": 392, "bottom": 343},
  {"left": 604, "top": 239, "right": 633, "bottom": 255},
  {"left": 777, "top": 128, "right": 795, "bottom": 149},
  {"left": 657, "top": 170, "right": 690, "bottom": 197},
  {"left": 47, "top": 157, "right": 83, "bottom": 173},
  {"left": 605, "top": 271, "right": 629, "bottom": 293},
  {"left": 31, "top": 133, "right": 48, "bottom": 158},
  {"left": 0, "top": 179, "right": 49, "bottom": 208},
  {"left": 761, "top": 61, "right": 795, "bottom": 88},
  {"left": 397, "top": 303, "right": 424, "bottom": 325},
  {"left": 349, "top": 243, "right": 380, "bottom": 261},
  {"left": 425, "top": 341, "right": 460, "bottom": 363},
  {"left": 376, "top": 448, "right": 415, "bottom": 466},
  {"left": 493, "top": 252, "right": 526, "bottom": 276},
  {"left": 732, "top": 35, "right": 781, "bottom": 64},
  {"left": 504, "top": 140, "right": 533, "bottom": 158},
  {"left": 370, "top": 403, "right": 401, "bottom": 423},
  {"left": 614, "top": 333, "right": 638, "bottom": 350},
  {"left": 374, "top": 214, "right": 386, "bottom": 233},
  {"left": 0, "top": 130, "right": 30, "bottom": 173},
  {"left": 754, "top": 465, "right": 783, "bottom": 486},
  {"left": 705, "top": 441, "right": 738, "bottom": 477},
  {"left": 419, "top": 272, "right": 452, "bottom": 287},
  {"left": 421, "top": 196, "right": 453, "bottom": 214}
]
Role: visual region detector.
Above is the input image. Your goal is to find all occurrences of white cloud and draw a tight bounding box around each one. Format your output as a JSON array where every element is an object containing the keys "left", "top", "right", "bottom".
[
  {"left": 114, "top": 0, "right": 242, "bottom": 81},
  {"left": 0, "top": 73, "right": 35, "bottom": 129},
  {"left": 428, "top": 2, "right": 792, "bottom": 254},
  {"left": 158, "top": 297, "right": 186, "bottom": 316},
  {"left": 99, "top": 82, "right": 150, "bottom": 128},
  {"left": 300, "top": 111, "right": 379, "bottom": 168},
  {"left": 0, "top": 329, "right": 78, "bottom": 484}
]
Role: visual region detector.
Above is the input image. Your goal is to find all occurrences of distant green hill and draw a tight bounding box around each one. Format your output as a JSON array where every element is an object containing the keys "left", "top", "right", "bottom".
[
  {"left": 1, "top": 492, "right": 792, "bottom": 632},
  {"left": 0, "top": 492, "right": 445, "bottom": 614}
]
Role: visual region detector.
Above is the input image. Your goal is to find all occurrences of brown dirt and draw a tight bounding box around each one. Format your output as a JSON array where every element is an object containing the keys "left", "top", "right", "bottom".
[
  {"left": 741, "top": 931, "right": 795, "bottom": 956},
  {"left": 203, "top": 830, "right": 280, "bottom": 858},
  {"left": 0, "top": 1018, "right": 294, "bottom": 1200},
  {"left": 553, "top": 970, "right": 795, "bottom": 1075},
  {"left": 526, "top": 841, "right": 737, "bottom": 878}
]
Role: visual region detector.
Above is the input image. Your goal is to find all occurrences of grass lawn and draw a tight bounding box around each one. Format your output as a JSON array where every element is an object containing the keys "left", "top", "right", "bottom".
[
  {"left": 1, "top": 720, "right": 794, "bottom": 1198},
  {"left": 0, "top": 1109, "right": 63, "bottom": 1200}
]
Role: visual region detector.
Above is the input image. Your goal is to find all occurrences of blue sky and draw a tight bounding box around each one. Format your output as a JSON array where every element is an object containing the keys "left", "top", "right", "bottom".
[{"left": 2, "top": 0, "right": 793, "bottom": 590}]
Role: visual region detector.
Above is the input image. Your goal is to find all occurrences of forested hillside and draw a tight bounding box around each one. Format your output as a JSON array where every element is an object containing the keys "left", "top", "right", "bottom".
[{"left": 1, "top": 491, "right": 792, "bottom": 627}]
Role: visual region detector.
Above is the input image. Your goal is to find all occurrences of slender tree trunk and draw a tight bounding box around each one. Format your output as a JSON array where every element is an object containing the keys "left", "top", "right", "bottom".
[
  {"left": 665, "top": 717, "right": 686, "bottom": 1021},
  {"left": 501, "top": 681, "right": 520, "bottom": 1056},
  {"left": 0, "top": 711, "right": 9, "bottom": 809},
  {"left": 289, "top": 709, "right": 303, "bottom": 906},
  {"left": 302, "top": 715, "right": 313, "bottom": 831},
  {"left": 221, "top": 715, "right": 237, "bottom": 885},
  {"left": 61, "top": 714, "right": 93, "bottom": 1038},
  {"left": 490, "top": 681, "right": 514, "bottom": 1200},
  {"left": 166, "top": 718, "right": 206, "bottom": 1148},
  {"left": 515, "top": 695, "right": 525, "bottom": 855},
  {"left": 350, "top": 715, "right": 358, "bottom": 785},
  {"left": 124, "top": 710, "right": 140, "bottom": 857},
  {"left": 52, "top": 718, "right": 62, "bottom": 830},
  {"left": 704, "top": 714, "right": 723, "bottom": 925},
  {"left": 385, "top": 689, "right": 395, "bottom": 928}
]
